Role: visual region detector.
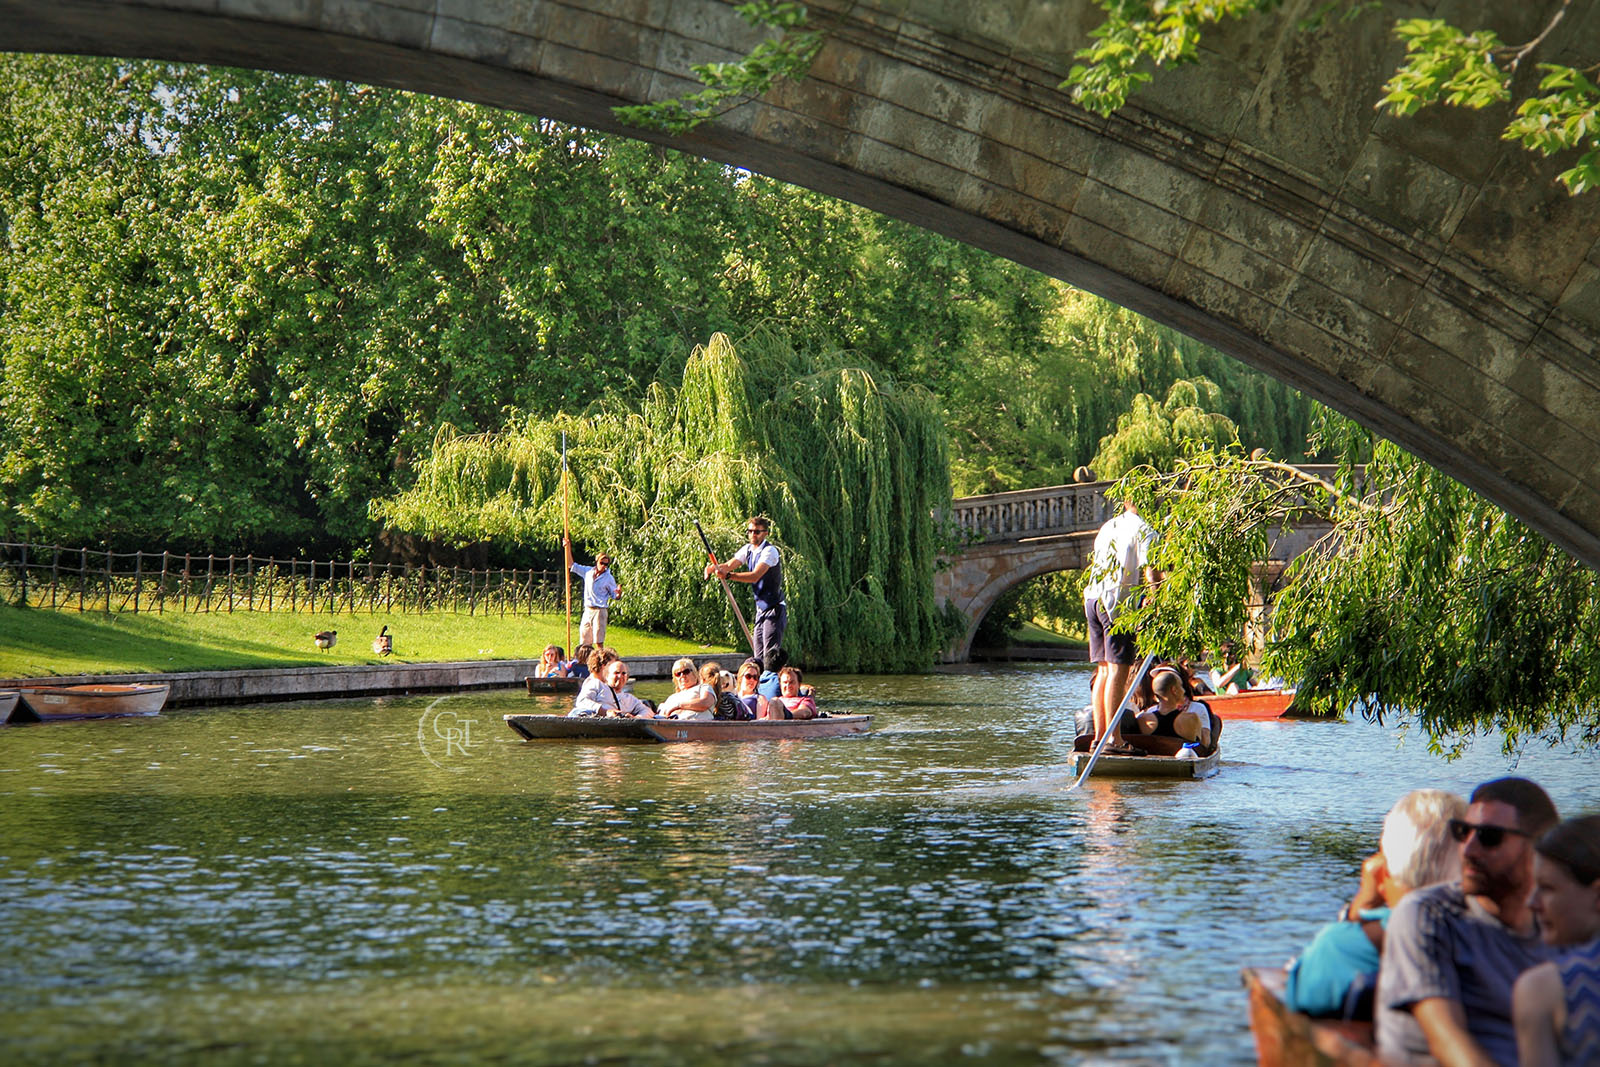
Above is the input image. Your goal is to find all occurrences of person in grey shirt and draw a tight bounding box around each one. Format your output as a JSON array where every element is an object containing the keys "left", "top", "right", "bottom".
[{"left": 1377, "top": 777, "right": 1560, "bottom": 1065}]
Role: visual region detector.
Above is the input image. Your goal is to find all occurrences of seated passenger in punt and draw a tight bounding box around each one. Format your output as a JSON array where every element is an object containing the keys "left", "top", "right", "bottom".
[
  {"left": 1127, "top": 666, "right": 1213, "bottom": 756},
  {"left": 567, "top": 643, "right": 595, "bottom": 681},
  {"left": 698, "top": 661, "right": 748, "bottom": 721},
  {"left": 1513, "top": 814, "right": 1600, "bottom": 1067},
  {"left": 538, "top": 644, "right": 569, "bottom": 679},
  {"left": 766, "top": 665, "right": 818, "bottom": 720},
  {"left": 1208, "top": 640, "right": 1254, "bottom": 693},
  {"left": 733, "top": 658, "right": 769, "bottom": 720},
  {"left": 1285, "top": 788, "right": 1465, "bottom": 1019},
  {"left": 567, "top": 658, "right": 654, "bottom": 718},
  {"left": 657, "top": 657, "right": 717, "bottom": 720}
]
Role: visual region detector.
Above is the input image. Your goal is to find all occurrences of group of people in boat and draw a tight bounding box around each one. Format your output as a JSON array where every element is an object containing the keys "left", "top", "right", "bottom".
[
  {"left": 1281, "top": 776, "right": 1599, "bottom": 1066},
  {"left": 555, "top": 643, "right": 818, "bottom": 722}
]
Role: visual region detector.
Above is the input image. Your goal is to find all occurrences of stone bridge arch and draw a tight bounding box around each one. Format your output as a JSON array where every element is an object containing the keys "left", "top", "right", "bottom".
[{"left": 5, "top": 1, "right": 1600, "bottom": 567}]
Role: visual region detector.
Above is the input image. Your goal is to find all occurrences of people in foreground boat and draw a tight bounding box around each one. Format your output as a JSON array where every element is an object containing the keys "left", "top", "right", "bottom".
[
  {"left": 567, "top": 658, "right": 654, "bottom": 718},
  {"left": 1285, "top": 788, "right": 1465, "bottom": 1018},
  {"left": 1513, "top": 814, "right": 1600, "bottom": 1067},
  {"left": 538, "top": 644, "right": 568, "bottom": 679},
  {"left": 1127, "top": 666, "right": 1212, "bottom": 756},
  {"left": 657, "top": 657, "right": 717, "bottom": 720},
  {"left": 1377, "top": 776, "right": 1560, "bottom": 1066}
]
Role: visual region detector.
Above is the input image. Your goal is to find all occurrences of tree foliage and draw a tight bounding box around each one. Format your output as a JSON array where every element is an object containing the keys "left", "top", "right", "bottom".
[
  {"left": 1114, "top": 420, "right": 1600, "bottom": 753},
  {"left": 376, "top": 332, "right": 954, "bottom": 671}
]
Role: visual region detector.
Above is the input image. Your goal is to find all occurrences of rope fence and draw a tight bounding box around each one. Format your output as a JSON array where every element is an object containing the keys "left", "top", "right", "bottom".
[{"left": 0, "top": 543, "right": 564, "bottom": 617}]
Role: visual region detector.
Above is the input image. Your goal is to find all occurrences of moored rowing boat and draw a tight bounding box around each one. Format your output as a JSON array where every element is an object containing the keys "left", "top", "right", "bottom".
[
  {"left": 1204, "top": 688, "right": 1297, "bottom": 721},
  {"left": 504, "top": 713, "right": 872, "bottom": 743},
  {"left": 0, "top": 690, "right": 17, "bottom": 721},
  {"left": 9, "top": 683, "right": 171, "bottom": 723},
  {"left": 1243, "top": 967, "right": 1388, "bottom": 1066},
  {"left": 1068, "top": 746, "right": 1220, "bottom": 779}
]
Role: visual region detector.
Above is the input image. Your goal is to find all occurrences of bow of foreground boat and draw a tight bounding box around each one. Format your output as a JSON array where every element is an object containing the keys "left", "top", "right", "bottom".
[
  {"left": 1242, "top": 967, "right": 1391, "bottom": 1067},
  {"left": 503, "top": 713, "right": 872, "bottom": 743}
]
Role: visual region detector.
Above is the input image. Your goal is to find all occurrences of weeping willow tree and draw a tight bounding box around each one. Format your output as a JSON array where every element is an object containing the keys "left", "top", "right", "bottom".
[{"left": 375, "top": 332, "right": 954, "bottom": 671}]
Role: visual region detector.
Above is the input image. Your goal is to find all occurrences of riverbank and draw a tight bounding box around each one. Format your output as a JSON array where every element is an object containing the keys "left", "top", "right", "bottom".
[
  {"left": 0, "top": 600, "right": 710, "bottom": 678},
  {"left": 0, "top": 654, "right": 721, "bottom": 707}
]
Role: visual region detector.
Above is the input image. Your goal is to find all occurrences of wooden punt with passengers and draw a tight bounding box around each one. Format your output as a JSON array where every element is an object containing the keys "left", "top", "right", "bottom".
[
  {"left": 1243, "top": 966, "right": 1388, "bottom": 1066},
  {"left": 7, "top": 683, "right": 171, "bottom": 723},
  {"left": 1068, "top": 746, "right": 1221, "bottom": 779},
  {"left": 504, "top": 713, "right": 872, "bottom": 743}
]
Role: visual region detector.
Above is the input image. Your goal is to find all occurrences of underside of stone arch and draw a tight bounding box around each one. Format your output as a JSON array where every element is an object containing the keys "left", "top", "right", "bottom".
[{"left": 5, "top": 0, "right": 1600, "bottom": 567}]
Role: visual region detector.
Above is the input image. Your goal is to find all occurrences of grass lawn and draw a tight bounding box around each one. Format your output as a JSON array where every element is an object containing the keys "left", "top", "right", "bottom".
[
  {"left": 0, "top": 601, "right": 731, "bottom": 678},
  {"left": 1013, "top": 621, "right": 1088, "bottom": 649}
]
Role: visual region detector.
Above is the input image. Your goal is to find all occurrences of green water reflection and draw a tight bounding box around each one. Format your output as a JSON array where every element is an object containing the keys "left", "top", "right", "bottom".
[{"left": 1, "top": 665, "right": 1596, "bottom": 1064}]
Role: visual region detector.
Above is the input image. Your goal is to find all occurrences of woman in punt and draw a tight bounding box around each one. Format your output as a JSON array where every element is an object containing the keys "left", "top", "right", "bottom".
[
  {"left": 1129, "top": 665, "right": 1212, "bottom": 755},
  {"left": 657, "top": 657, "right": 717, "bottom": 720},
  {"left": 733, "top": 658, "right": 769, "bottom": 721},
  {"left": 1513, "top": 814, "right": 1600, "bottom": 1067}
]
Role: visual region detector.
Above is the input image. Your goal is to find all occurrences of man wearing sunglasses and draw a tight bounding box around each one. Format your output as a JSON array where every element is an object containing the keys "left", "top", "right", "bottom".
[
  {"left": 705, "top": 515, "right": 786, "bottom": 667},
  {"left": 1378, "top": 777, "right": 1560, "bottom": 1066}
]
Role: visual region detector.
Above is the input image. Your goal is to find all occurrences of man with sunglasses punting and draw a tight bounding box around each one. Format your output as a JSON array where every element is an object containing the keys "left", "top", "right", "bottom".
[
  {"left": 1377, "top": 777, "right": 1560, "bottom": 1065},
  {"left": 705, "top": 515, "right": 786, "bottom": 668}
]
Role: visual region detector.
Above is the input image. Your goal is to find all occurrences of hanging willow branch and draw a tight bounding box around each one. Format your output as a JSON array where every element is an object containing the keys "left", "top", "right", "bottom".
[{"left": 373, "top": 331, "right": 957, "bottom": 670}]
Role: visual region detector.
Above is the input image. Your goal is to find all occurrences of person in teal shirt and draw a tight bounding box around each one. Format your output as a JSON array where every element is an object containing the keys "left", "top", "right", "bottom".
[{"left": 1286, "top": 789, "right": 1466, "bottom": 1018}]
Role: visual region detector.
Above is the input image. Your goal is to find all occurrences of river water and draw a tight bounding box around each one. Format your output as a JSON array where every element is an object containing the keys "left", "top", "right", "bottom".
[{"left": 1, "top": 663, "right": 1596, "bottom": 1064}]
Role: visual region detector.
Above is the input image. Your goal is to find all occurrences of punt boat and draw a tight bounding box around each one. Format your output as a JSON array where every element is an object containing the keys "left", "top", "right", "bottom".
[
  {"left": 0, "top": 690, "right": 17, "bottom": 721},
  {"left": 1242, "top": 966, "right": 1387, "bottom": 1066},
  {"left": 1203, "top": 688, "right": 1298, "bottom": 721},
  {"left": 504, "top": 713, "right": 871, "bottom": 743},
  {"left": 524, "top": 675, "right": 581, "bottom": 695},
  {"left": 8, "top": 683, "right": 171, "bottom": 723},
  {"left": 1068, "top": 746, "right": 1220, "bottom": 779}
]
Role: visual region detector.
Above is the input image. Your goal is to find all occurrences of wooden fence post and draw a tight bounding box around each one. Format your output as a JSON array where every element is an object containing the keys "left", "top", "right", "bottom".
[
  {"left": 158, "top": 551, "right": 168, "bottom": 614},
  {"left": 51, "top": 545, "right": 60, "bottom": 611},
  {"left": 133, "top": 550, "right": 142, "bottom": 613},
  {"left": 17, "top": 543, "right": 26, "bottom": 608},
  {"left": 226, "top": 554, "right": 235, "bottom": 613}
]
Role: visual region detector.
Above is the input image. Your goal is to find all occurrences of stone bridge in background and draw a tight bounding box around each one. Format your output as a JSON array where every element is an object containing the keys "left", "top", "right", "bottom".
[
  {"left": 5, "top": 2, "right": 1600, "bottom": 572},
  {"left": 936, "top": 476, "right": 1335, "bottom": 662}
]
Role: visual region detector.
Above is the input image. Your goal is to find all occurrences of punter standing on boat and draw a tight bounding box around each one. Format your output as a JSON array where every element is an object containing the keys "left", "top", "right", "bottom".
[
  {"left": 1377, "top": 777, "right": 1559, "bottom": 1066},
  {"left": 1083, "top": 496, "right": 1158, "bottom": 752},
  {"left": 565, "top": 535, "right": 622, "bottom": 647},
  {"left": 706, "top": 515, "right": 785, "bottom": 666}
]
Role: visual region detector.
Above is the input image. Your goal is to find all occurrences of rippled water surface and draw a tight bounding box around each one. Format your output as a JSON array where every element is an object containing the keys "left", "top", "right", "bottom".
[{"left": 2, "top": 664, "right": 1597, "bottom": 1064}]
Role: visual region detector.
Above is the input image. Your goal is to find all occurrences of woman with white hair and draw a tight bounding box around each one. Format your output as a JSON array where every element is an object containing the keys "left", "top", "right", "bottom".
[
  {"left": 656, "top": 657, "right": 717, "bottom": 720},
  {"left": 1285, "top": 788, "right": 1468, "bottom": 1018}
]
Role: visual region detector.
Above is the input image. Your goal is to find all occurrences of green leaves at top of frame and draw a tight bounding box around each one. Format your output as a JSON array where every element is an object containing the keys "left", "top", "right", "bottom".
[{"left": 614, "top": 2, "right": 823, "bottom": 133}]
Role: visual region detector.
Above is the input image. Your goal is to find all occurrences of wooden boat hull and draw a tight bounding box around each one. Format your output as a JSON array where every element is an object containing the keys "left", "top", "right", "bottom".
[
  {"left": 1243, "top": 967, "right": 1388, "bottom": 1067},
  {"left": 11, "top": 683, "right": 170, "bottom": 722},
  {"left": 1204, "top": 688, "right": 1297, "bottom": 721},
  {"left": 0, "top": 690, "right": 17, "bottom": 722},
  {"left": 1068, "top": 747, "right": 1220, "bottom": 779},
  {"left": 525, "top": 676, "right": 581, "bottom": 695},
  {"left": 504, "top": 713, "right": 872, "bottom": 743}
]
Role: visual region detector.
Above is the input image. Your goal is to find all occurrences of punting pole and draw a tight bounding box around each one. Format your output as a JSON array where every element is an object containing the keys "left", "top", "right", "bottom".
[
  {"left": 694, "top": 519, "right": 757, "bottom": 659},
  {"left": 1067, "top": 651, "right": 1159, "bottom": 791},
  {"left": 561, "top": 431, "right": 572, "bottom": 655}
]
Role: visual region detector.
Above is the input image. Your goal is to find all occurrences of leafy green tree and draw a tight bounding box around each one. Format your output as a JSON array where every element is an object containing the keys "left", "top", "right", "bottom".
[
  {"left": 1112, "top": 419, "right": 1600, "bottom": 752},
  {"left": 1090, "top": 378, "right": 1238, "bottom": 479},
  {"left": 376, "top": 332, "right": 954, "bottom": 670}
]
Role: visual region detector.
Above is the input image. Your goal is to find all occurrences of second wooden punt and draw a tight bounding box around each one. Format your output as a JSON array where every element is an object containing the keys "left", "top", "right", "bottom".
[
  {"left": 10, "top": 683, "right": 170, "bottom": 722},
  {"left": 1203, "top": 688, "right": 1298, "bottom": 721},
  {"left": 0, "top": 690, "right": 17, "bottom": 722},
  {"left": 1243, "top": 966, "right": 1390, "bottom": 1067},
  {"left": 504, "top": 713, "right": 872, "bottom": 743},
  {"left": 524, "top": 676, "right": 582, "bottom": 695}
]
